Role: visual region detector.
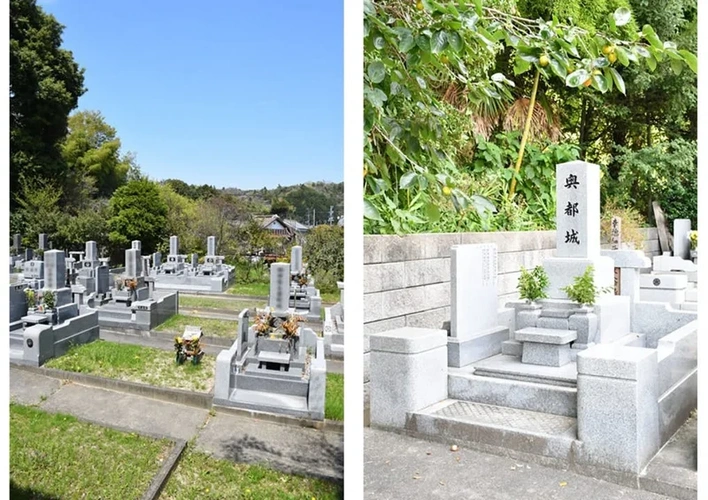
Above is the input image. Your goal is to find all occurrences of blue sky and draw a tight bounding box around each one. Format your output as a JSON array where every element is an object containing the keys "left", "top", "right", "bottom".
[{"left": 37, "top": 0, "right": 343, "bottom": 189}]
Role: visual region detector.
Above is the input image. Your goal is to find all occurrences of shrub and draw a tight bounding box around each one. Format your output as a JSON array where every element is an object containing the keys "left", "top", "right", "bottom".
[{"left": 517, "top": 266, "right": 549, "bottom": 303}]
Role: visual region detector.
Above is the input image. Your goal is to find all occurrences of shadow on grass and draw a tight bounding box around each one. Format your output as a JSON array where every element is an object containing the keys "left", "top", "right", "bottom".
[
  {"left": 10, "top": 481, "right": 61, "bottom": 500},
  {"left": 220, "top": 433, "right": 344, "bottom": 483}
]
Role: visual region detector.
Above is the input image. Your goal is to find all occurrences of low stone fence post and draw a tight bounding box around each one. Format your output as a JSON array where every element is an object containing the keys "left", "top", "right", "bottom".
[
  {"left": 370, "top": 327, "right": 447, "bottom": 429},
  {"left": 576, "top": 344, "right": 660, "bottom": 474}
]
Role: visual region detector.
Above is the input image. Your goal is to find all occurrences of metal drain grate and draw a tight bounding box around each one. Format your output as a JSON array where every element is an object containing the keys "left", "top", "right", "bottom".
[{"left": 435, "top": 401, "right": 576, "bottom": 435}]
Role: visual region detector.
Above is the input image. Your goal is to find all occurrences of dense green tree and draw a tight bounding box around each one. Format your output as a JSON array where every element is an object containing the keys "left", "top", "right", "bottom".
[
  {"left": 303, "top": 225, "right": 344, "bottom": 293},
  {"left": 269, "top": 198, "right": 294, "bottom": 218},
  {"left": 61, "top": 110, "right": 135, "bottom": 202},
  {"left": 285, "top": 185, "right": 334, "bottom": 224},
  {"left": 162, "top": 179, "right": 218, "bottom": 200},
  {"left": 10, "top": 0, "right": 85, "bottom": 205},
  {"left": 10, "top": 176, "right": 65, "bottom": 248},
  {"left": 107, "top": 180, "right": 168, "bottom": 257},
  {"left": 54, "top": 202, "right": 110, "bottom": 252}
]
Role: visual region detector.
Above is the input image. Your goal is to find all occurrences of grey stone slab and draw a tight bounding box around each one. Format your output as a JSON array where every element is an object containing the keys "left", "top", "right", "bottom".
[
  {"left": 405, "top": 307, "right": 450, "bottom": 330},
  {"left": 522, "top": 342, "right": 572, "bottom": 367},
  {"left": 448, "top": 326, "right": 508, "bottom": 368},
  {"left": 448, "top": 372, "right": 577, "bottom": 417},
  {"left": 576, "top": 344, "right": 657, "bottom": 380},
  {"left": 364, "top": 428, "right": 672, "bottom": 500},
  {"left": 450, "top": 244, "right": 498, "bottom": 339},
  {"left": 10, "top": 367, "right": 62, "bottom": 405},
  {"left": 39, "top": 383, "right": 209, "bottom": 441},
  {"left": 536, "top": 316, "right": 570, "bottom": 330},
  {"left": 370, "top": 327, "right": 447, "bottom": 354},
  {"left": 404, "top": 257, "right": 450, "bottom": 288},
  {"left": 363, "top": 262, "right": 405, "bottom": 294},
  {"left": 196, "top": 411, "right": 343, "bottom": 481},
  {"left": 516, "top": 327, "right": 577, "bottom": 345},
  {"left": 501, "top": 340, "right": 522, "bottom": 356},
  {"left": 473, "top": 354, "right": 578, "bottom": 387}
]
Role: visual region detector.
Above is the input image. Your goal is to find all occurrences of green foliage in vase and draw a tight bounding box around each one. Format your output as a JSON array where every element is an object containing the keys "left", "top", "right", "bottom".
[
  {"left": 517, "top": 266, "right": 550, "bottom": 303},
  {"left": 561, "top": 265, "right": 612, "bottom": 305}
]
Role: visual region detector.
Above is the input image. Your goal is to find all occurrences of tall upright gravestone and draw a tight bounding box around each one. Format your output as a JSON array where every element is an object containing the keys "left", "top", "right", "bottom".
[
  {"left": 269, "top": 263, "right": 290, "bottom": 314},
  {"left": 543, "top": 161, "right": 614, "bottom": 299}
]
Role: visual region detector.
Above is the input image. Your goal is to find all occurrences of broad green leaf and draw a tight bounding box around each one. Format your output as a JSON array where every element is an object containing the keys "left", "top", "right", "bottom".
[
  {"left": 566, "top": 69, "right": 590, "bottom": 88},
  {"left": 363, "top": 199, "right": 383, "bottom": 221},
  {"left": 609, "top": 67, "right": 625, "bottom": 94},
  {"left": 608, "top": 14, "right": 617, "bottom": 33},
  {"left": 592, "top": 73, "right": 608, "bottom": 93},
  {"left": 476, "top": 27, "right": 496, "bottom": 47},
  {"left": 613, "top": 7, "right": 631, "bottom": 27},
  {"left": 431, "top": 31, "right": 448, "bottom": 54},
  {"left": 367, "top": 62, "right": 386, "bottom": 84},
  {"left": 448, "top": 31, "right": 463, "bottom": 52},
  {"left": 416, "top": 76, "right": 426, "bottom": 89},
  {"left": 463, "top": 13, "right": 479, "bottom": 31},
  {"left": 416, "top": 35, "right": 430, "bottom": 52},
  {"left": 471, "top": 195, "right": 496, "bottom": 213},
  {"left": 635, "top": 46, "right": 651, "bottom": 58},
  {"left": 514, "top": 57, "right": 531, "bottom": 75},
  {"left": 593, "top": 57, "right": 609, "bottom": 68},
  {"left": 642, "top": 25, "right": 663, "bottom": 51},
  {"left": 363, "top": 0, "right": 375, "bottom": 16},
  {"left": 679, "top": 50, "right": 697, "bottom": 73},
  {"left": 374, "top": 36, "right": 385, "bottom": 50},
  {"left": 549, "top": 58, "right": 567, "bottom": 78},
  {"left": 399, "top": 172, "right": 417, "bottom": 189},
  {"left": 665, "top": 49, "right": 683, "bottom": 61},
  {"left": 670, "top": 58, "right": 684, "bottom": 76},
  {"left": 615, "top": 46, "right": 629, "bottom": 66},
  {"left": 603, "top": 67, "right": 613, "bottom": 92},
  {"left": 646, "top": 54, "right": 657, "bottom": 71},
  {"left": 365, "top": 87, "right": 388, "bottom": 108},
  {"left": 663, "top": 41, "right": 677, "bottom": 50},
  {"left": 398, "top": 31, "right": 416, "bottom": 53}
]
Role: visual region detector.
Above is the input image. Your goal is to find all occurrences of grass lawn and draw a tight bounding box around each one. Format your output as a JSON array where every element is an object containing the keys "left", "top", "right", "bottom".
[
  {"left": 45, "top": 340, "right": 215, "bottom": 392},
  {"left": 325, "top": 373, "right": 344, "bottom": 421},
  {"left": 179, "top": 295, "right": 262, "bottom": 312},
  {"left": 227, "top": 282, "right": 270, "bottom": 297},
  {"left": 156, "top": 314, "right": 240, "bottom": 339},
  {"left": 11, "top": 404, "right": 171, "bottom": 499},
  {"left": 161, "top": 448, "right": 342, "bottom": 500}
]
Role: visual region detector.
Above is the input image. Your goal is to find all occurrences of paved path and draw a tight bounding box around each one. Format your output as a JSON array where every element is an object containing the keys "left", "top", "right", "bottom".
[
  {"left": 364, "top": 429, "right": 675, "bottom": 499},
  {"left": 10, "top": 367, "right": 343, "bottom": 482}
]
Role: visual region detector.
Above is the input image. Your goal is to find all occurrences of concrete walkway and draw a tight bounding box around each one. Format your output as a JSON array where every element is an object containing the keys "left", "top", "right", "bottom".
[
  {"left": 364, "top": 428, "right": 684, "bottom": 499},
  {"left": 10, "top": 367, "right": 343, "bottom": 482}
]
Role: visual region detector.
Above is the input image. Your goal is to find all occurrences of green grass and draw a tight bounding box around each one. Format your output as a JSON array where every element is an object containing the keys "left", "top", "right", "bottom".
[
  {"left": 11, "top": 404, "right": 171, "bottom": 499},
  {"left": 179, "top": 295, "right": 262, "bottom": 312},
  {"left": 156, "top": 314, "right": 239, "bottom": 339},
  {"left": 325, "top": 373, "right": 344, "bottom": 421},
  {"left": 161, "top": 448, "right": 342, "bottom": 500},
  {"left": 227, "top": 282, "right": 270, "bottom": 297},
  {"left": 320, "top": 292, "right": 339, "bottom": 304},
  {"left": 45, "top": 340, "right": 215, "bottom": 392}
]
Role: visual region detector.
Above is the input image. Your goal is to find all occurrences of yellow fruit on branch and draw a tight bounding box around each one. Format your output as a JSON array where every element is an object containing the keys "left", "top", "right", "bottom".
[
  {"left": 608, "top": 53, "right": 617, "bottom": 64},
  {"left": 583, "top": 78, "right": 592, "bottom": 87},
  {"left": 416, "top": 1, "right": 424, "bottom": 11},
  {"left": 592, "top": 69, "right": 602, "bottom": 76},
  {"left": 441, "top": 54, "right": 449, "bottom": 64},
  {"left": 539, "top": 55, "right": 550, "bottom": 67},
  {"left": 442, "top": 186, "right": 452, "bottom": 196}
]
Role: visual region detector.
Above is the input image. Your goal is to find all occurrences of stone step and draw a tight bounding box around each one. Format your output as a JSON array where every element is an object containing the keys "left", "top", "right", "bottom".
[
  {"left": 221, "top": 388, "right": 311, "bottom": 419},
  {"left": 10, "top": 347, "right": 24, "bottom": 361},
  {"left": 501, "top": 340, "right": 522, "bottom": 356},
  {"left": 407, "top": 399, "right": 577, "bottom": 461},
  {"left": 515, "top": 327, "right": 577, "bottom": 345},
  {"left": 539, "top": 308, "right": 576, "bottom": 319},
  {"left": 236, "top": 372, "right": 309, "bottom": 397},
  {"left": 536, "top": 316, "right": 569, "bottom": 330},
  {"left": 472, "top": 354, "right": 577, "bottom": 388},
  {"left": 448, "top": 371, "right": 577, "bottom": 417},
  {"left": 448, "top": 326, "right": 509, "bottom": 368}
]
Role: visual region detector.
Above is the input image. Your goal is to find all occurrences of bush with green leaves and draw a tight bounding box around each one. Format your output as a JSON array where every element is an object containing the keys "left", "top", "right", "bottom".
[
  {"left": 303, "top": 225, "right": 343, "bottom": 294},
  {"left": 517, "top": 266, "right": 550, "bottom": 303},
  {"left": 42, "top": 290, "right": 56, "bottom": 310},
  {"left": 561, "top": 265, "right": 611, "bottom": 306}
]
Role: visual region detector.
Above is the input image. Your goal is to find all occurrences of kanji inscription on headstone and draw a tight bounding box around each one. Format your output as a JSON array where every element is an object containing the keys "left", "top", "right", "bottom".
[{"left": 555, "top": 161, "right": 601, "bottom": 259}]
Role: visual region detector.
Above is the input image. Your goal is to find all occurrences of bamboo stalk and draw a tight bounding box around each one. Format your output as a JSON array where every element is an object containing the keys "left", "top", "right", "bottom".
[{"left": 508, "top": 69, "right": 541, "bottom": 199}]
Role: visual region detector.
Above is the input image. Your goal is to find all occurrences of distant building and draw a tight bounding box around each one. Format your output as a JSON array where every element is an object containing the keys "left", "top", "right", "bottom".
[{"left": 255, "top": 215, "right": 297, "bottom": 238}]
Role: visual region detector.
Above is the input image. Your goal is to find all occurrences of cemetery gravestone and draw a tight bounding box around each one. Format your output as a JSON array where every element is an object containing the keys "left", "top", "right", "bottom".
[
  {"left": 290, "top": 246, "right": 303, "bottom": 275},
  {"left": 673, "top": 219, "right": 691, "bottom": 260},
  {"left": 269, "top": 263, "right": 290, "bottom": 314}
]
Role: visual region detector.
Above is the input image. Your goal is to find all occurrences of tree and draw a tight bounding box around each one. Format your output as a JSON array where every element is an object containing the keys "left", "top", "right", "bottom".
[
  {"left": 11, "top": 176, "right": 66, "bottom": 248},
  {"left": 61, "top": 110, "right": 134, "bottom": 201},
  {"left": 363, "top": 0, "right": 696, "bottom": 233},
  {"left": 107, "top": 180, "right": 168, "bottom": 257},
  {"left": 285, "top": 185, "right": 333, "bottom": 224},
  {"left": 270, "top": 198, "right": 294, "bottom": 218},
  {"left": 156, "top": 183, "right": 200, "bottom": 254},
  {"left": 10, "top": 0, "right": 85, "bottom": 205},
  {"left": 303, "top": 225, "right": 344, "bottom": 293}
]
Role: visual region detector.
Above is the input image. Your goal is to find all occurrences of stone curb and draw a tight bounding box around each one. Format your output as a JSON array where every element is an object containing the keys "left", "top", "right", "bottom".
[
  {"left": 11, "top": 363, "right": 213, "bottom": 409},
  {"left": 212, "top": 403, "right": 344, "bottom": 433},
  {"left": 11, "top": 363, "right": 341, "bottom": 431},
  {"left": 141, "top": 439, "right": 187, "bottom": 500},
  {"left": 102, "top": 327, "right": 234, "bottom": 348}
]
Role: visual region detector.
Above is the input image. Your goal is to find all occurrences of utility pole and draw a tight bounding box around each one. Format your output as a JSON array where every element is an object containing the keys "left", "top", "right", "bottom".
[{"left": 328, "top": 205, "right": 334, "bottom": 224}]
